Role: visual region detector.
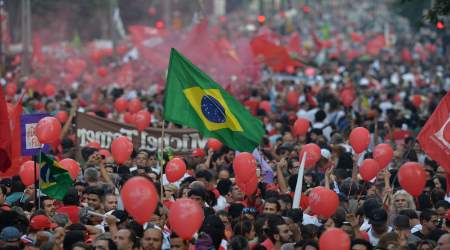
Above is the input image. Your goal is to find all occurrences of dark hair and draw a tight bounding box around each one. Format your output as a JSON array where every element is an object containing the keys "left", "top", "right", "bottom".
[
  {"left": 266, "top": 215, "right": 286, "bottom": 242},
  {"left": 85, "top": 186, "right": 104, "bottom": 198},
  {"left": 196, "top": 170, "right": 213, "bottom": 183},
  {"left": 217, "top": 179, "right": 232, "bottom": 196},
  {"left": 70, "top": 242, "right": 93, "bottom": 250},
  {"left": 420, "top": 209, "right": 437, "bottom": 222},
  {"left": 0, "top": 184, "right": 7, "bottom": 196},
  {"left": 431, "top": 189, "right": 446, "bottom": 207},
  {"left": 285, "top": 208, "right": 303, "bottom": 224},
  {"left": 95, "top": 234, "right": 117, "bottom": 250},
  {"left": 399, "top": 209, "right": 418, "bottom": 220},
  {"left": 63, "top": 188, "right": 80, "bottom": 206},
  {"left": 233, "top": 219, "right": 253, "bottom": 236},
  {"left": 351, "top": 239, "right": 372, "bottom": 250},
  {"left": 315, "top": 110, "right": 327, "bottom": 122},
  {"left": 295, "top": 239, "right": 319, "bottom": 249},
  {"left": 188, "top": 187, "right": 207, "bottom": 201},
  {"left": 63, "top": 230, "right": 85, "bottom": 250},
  {"left": 136, "top": 149, "right": 151, "bottom": 157},
  {"left": 38, "top": 196, "right": 54, "bottom": 205},
  {"left": 435, "top": 200, "right": 450, "bottom": 210},
  {"left": 279, "top": 194, "right": 293, "bottom": 206},
  {"left": 264, "top": 197, "right": 281, "bottom": 212},
  {"left": 229, "top": 235, "right": 248, "bottom": 250},
  {"left": 200, "top": 215, "right": 225, "bottom": 249}
]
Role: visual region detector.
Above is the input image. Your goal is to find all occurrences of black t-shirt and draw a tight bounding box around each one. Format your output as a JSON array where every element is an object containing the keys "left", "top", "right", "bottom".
[{"left": 413, "top": 230, "right": 425, "bottom": 240}]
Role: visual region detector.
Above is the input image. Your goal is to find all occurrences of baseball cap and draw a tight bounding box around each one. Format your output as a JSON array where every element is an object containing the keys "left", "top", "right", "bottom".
[
  {"left": 30, "top": 215, "right": 58, "bottom": 230},
  {"left": 0, "top": 226, "right": 20, "bottom": 242},
  {"left": 192, "top": 148, "right": 206, "bottom": 157},
  {"left": 368, "top": 208, "right": 388, "bottom": 226},
  {"left": 321, "top": 149, "right": 331, "bottom": 160}
]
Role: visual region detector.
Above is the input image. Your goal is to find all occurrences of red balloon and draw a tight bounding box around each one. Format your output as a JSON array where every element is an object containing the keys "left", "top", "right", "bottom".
[
  {"left": 123, "top": 112, "right": 135, "bottom": 124},
  {"left": 128, "top": 99, "right": 142, "bottom": 113},
  {"left": 134, "top": 110, "right": 151, "bottom": 132},
  {"left": 55, "top": 111, "right": 69, "bottom": 123},
  {"left": 59, "top": 159, "right": 80, "bottom": 180},
  {"left": 340, "top": 89, "right": 355, "bottom": 107},
  {"left": 19, "top": 161, "right": 39, "bottom": 186},
  {"left": 308, "top": 187, "right": 339, "bottom": 218},
  {"left": 111, "top": 136, "right": 133, "bottom": 164},
  {"left": 35, "top": 117, "right": 62, "bottom": 144},
  {"left": 398, "top": 162, "right": 426, "bottom": 196},
  {"left": 5, "top": 83, "right": 17, "bottom": 97},
  {"left": 98, "top": 149, "right": 111, "bottom": 158},
  {"left": 349, "top": 127, "right": 370, "bottom": 153},
  {"left": 121, "top": 177, "right": 159, "bottom": 224},
  {"left": 166, "top": 158, "right": 187, "bottom": 182},
  {"left": 319, "top": 228, "right": 350, "bottom": 250},
  {"left": 86, "top": 141, "right": 101, "bottom": 149},
  {"left": 359, "top": 159, "right": 380, "bottom": 181},
  {"left": 259, "top": 101, "right": 271, "bottom": 114},
  {"left": 26, "top": 78, "right": 38, "bottom": 90},
  {"left": 298, "top": 143, "right": 321, "bottom": 168},
  {"left": 444, "top": 123, "right": 450, "bottom": 143},
  {"left": 293, "top": 118, "right": 310, "bottom": 137},
  {"left": 238, "top": 175, "right": 258, "bottom": 196},
  {"left": 373, "top": 143, "right": 394, "bottom": 169},
  {"left": 233, "top": 153, "right": 257, "bottom": 183},
  {"left": 287, "top": 91, "right": 299, "bottom": 107},
  {"left": 207, "top": 138, "right": 223, "bottom": 152},
  {"left": 97, "top": 66, "right": 108, "bottom": 78},
  {"left": 411, "top": 95, "right": 422, "bottom": 108},
  {"left": 168, "top": 198, "right": 204, "bottom": 240},
  {"left": 114, "top": 98, "right": 128, "bottom": 113},
  {"left": 44, "top": 84, "right": 56, "bottom": 97}
]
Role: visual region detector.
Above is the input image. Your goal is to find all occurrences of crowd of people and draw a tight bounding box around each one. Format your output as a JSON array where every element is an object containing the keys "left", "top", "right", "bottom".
[{"left": 1, "top": 0, "right": 450, "bottom": 250}]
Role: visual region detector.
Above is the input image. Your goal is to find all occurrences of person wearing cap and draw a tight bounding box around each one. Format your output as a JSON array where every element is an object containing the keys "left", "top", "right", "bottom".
[
  {"left": 393, "top": 214, "right": 422, "bottom": 246},
  {"left": 366, "top": 208, "right": 392, "bottom": 246},
  {"left": 0, "top": 226, "right": 21, "bottom": 248},
  {"left": 30, "top": 214, "right": 58, "bottom": 232}
]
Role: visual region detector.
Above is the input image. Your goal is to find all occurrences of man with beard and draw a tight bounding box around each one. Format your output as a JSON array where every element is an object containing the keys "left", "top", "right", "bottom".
[
  {"left": 141, "top": 225, "right": 163, "bottom": 250},
  {"left": 262, "top": 215, "right": 293, "bottom": 250}
]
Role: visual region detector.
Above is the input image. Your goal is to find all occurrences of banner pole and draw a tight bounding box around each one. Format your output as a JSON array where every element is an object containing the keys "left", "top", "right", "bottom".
[
  {"left": 159, "top": 120, "right": 165, "bottom": 199},
  {"left": 293, "top": 152, "right": 307, "bottom": 209}
]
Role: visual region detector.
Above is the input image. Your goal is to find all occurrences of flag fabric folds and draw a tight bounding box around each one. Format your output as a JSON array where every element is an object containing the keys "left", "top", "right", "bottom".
[
  {"left": 163, "top": 48, "right": 265, "bottom": 152},
  {"left": 0, "top": 87, "right": 12, "bottom": 172},
  {"left": 417, "top": 91, "right": 450, "bottom": 172},
  {"left": 39, "top": 153, "right": 73, "bottom": 200}
]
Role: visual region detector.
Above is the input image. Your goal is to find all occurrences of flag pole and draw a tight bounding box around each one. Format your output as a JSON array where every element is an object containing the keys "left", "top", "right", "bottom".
[
  {"left": 159, "top": 120, "right": 165, "bottom": 199},
  {"left": 293, "top": 152, "right": 307, "bottom": 209}
]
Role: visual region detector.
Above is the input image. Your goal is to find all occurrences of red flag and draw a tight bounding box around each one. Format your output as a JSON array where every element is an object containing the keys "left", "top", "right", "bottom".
[
  {"left": 417, "top": 91, "right": 450, "bottom": 172},
  {"left": 0, "top": 87, "right": 12, "bottom": 172},
  {"left": 287, "top": 32, "right": 303, "bottom": 56},
  {"left": 0, "top": 94, "right": 23, "bottom": 177}
]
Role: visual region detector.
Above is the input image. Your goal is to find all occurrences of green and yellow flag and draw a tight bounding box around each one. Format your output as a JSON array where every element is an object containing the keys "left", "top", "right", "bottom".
[
  {"left": 163, "top": 49, "right": 265, "bottom": 152},
  {"left": 39, "top": 153, "right": 73, "bottom": 200}
]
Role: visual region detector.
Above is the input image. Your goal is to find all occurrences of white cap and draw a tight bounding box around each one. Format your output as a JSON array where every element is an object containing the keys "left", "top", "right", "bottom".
[{"left": 321, "top": 149, "right": 331, "bottom": 160}]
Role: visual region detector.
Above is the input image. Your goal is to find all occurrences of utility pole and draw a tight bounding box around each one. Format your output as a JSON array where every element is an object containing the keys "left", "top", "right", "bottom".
[
  {"left": 109, "top": 0, "right": 118, "bottom": 62},
  {"left": 21, "top": 0, "right": 31, "bottom": 76},
  {"left": 163, "top": 0, "right": 171, "bottom": 28}
]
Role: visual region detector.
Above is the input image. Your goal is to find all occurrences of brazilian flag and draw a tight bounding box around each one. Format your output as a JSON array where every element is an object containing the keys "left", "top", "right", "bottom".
[
  {"left": 163, "top": 49, "right": 265, "bottom": 152},
  {"left": 39, "top": 153, "right": 73, "bottom": 200}
]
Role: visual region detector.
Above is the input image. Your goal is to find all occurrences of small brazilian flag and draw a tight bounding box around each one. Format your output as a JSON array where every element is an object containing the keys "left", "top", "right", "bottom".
[
  {"left": 39, "top": 153, "right": 73, "bottom": 200},
  {"left": 163, "top": 49, "right": 265, "bottom": 152}
]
